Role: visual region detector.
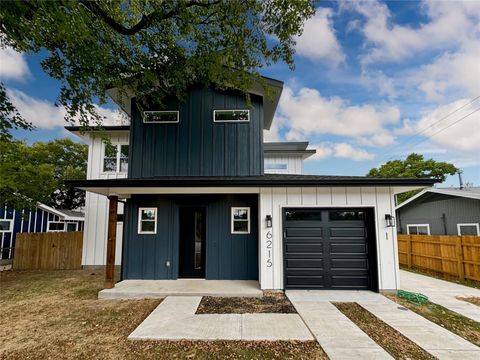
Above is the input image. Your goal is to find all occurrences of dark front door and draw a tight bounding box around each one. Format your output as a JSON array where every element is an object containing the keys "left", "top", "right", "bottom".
[
  {"left": 179, "top": 207, "right": 206, "bottom": 278},
  {"left": 283, "top": 208, "right": 377, "bottom": 290}
]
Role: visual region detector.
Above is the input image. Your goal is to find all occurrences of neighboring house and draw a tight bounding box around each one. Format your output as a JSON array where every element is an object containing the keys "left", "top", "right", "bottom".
[
  {"left": 396, "top": 187, "right": 480, "bottom": 236},
  {"left": 69, "top": 78, "right": 434, "bottom": 292},
  {"left": 0, "top": 203, "right": 84, "bottom": 260}
]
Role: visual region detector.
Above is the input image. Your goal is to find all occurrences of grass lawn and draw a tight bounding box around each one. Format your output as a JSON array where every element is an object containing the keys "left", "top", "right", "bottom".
[
  {"left": 387, "top": 294, "right": 480, "bottom": 346},
  {"left": 0, "top": 269, "right": 326, "bottom": 359}
]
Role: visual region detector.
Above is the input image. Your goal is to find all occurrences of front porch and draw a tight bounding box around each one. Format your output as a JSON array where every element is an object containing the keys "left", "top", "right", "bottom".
[{"left": 98, "top": 279, "right": 263, "bottom": 299}]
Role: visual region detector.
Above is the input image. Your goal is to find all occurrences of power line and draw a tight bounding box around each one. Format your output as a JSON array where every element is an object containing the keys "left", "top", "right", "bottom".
[
  {"left": 393, "top": 107, "right": 480, "bottom": 158},
  {"left": 383, "top": 96, "right": 480, "bottom": 161}
]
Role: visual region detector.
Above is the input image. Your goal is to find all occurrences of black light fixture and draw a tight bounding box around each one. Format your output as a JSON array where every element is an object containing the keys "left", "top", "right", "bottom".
[
  {"left": 266, "top": 215, "right": 273, "bottom": 228},
  {"left": 385, "top": 214, "right": 396, "bottom": 227}
]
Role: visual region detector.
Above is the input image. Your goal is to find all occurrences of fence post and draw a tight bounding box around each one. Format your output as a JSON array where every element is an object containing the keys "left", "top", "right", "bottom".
[
  {"left": 406, "top": 235, "right": 412, "bottom": 268},
  {"left": 455, "top": 236, "right": 465, "bottom": 281}
]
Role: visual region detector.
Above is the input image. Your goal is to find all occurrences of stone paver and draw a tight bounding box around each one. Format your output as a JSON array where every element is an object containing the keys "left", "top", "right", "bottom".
[
  {"left": 286, "top": 291, "right": 393, "bottom": 360},
  {"left": 400, "top": 269, "right": 480, "bottom": 322},
  {"left": 359, "top": 295, "right": 480, "bottom": 360},
  {"left": 128, "top": 296, "right": 313, "bottom": 341},
  {"left": 99, "top": 279, "right": 263, "bottom": 299}
]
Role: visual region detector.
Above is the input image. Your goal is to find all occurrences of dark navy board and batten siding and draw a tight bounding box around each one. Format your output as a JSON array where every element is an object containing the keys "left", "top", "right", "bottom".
[
  {"left": 129, "top": 87, "right": 264, "bottom": 178},
  {"left": 122, "top": 194, "right": 258, "bottom": 280}
]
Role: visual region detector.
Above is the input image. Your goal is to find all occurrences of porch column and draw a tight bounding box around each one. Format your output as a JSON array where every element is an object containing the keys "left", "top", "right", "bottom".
[{"left": 105, "top": 195, "right": 118, "bottom": 289}]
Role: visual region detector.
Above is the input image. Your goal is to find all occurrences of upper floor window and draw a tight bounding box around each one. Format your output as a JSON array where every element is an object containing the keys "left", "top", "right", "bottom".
[
  {"left": 264, "top": 163, "right": 288, "bottom": 173},
  {"left": 103, "top": 142, "right": 129, "bottom": 173},
  {"left": 214, "top": 110, "right": 250, "bottom": 123},
  {"left": 143, "top": 111, "right": 179, "bottom": 123}
]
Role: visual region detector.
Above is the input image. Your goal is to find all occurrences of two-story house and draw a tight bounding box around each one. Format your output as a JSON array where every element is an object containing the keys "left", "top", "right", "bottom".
[{"left": 68, "top": 76, "right": 435, "bottom": 292}]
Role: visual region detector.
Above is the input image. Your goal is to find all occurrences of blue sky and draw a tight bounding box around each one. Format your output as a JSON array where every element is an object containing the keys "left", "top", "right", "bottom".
[{"left": 1, "top": 0, "right": 479, "bottom": 186}]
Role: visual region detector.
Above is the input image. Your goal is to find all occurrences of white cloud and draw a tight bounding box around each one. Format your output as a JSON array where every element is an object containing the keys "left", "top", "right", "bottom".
[
  {"left": 343, "top": 0, "right": 480, "bottom": 64},
  {"left": 8, "top": 89, "right": 125, "bottom": 129},
  {"left": 277, "top": 86, "right": 400, "bottom": 139},
  {"left": 357, "top": 131, "right": 397, "bottom": 147},
  {"left": 334, "top": 143, "right": 375, "bottom": 161},
  {"left": 295, "top": 8, "right": 345, "bottom": 65},
  {"left": 306, "top": 143, "right": 333, "bottom": 161},
  {"left": 396, "top": 98, "right": 480, "bottom": 154},
  {"left": 0, "top": 47, "right": 31, "bottom": 81}
]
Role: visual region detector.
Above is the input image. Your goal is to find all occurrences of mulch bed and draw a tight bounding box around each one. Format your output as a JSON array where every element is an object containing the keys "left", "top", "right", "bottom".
[
  {"left": 334, "top": 302, "right": 435, "bottom": 360},
  {"left": 196, "top": 291, "right": 297, "bottom": 314},
  {"left": 456, "top": 296, "right": 480, "bottom": 307}
]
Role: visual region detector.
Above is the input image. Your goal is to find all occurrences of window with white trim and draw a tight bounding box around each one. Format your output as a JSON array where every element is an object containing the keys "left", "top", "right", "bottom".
[
  {"left": 214, "top": 110, "right": 250, "bottom": 123},
  {"left": 407, "top": 224, "right": 430, "bottom": 235},
  {"left": 143, "top": 111, "right": 179, "bottom": 123},
  {"left": 48, "top": 221, "right": 66, "bottom": 232},
  {"left": 103, "top": 142, "right": 129, "bottom": 173},
  {"left": 457, "top": 223, "right": 480, "bottom": 236},
  {"left": 138, "top": 208, "right": 157, "bottom": 234},
  {"left": 231, "top": 207, "right": 250, "bottom": 234},
  {"left": 264, "top": 163, "right": 288, "bottom": 173},
  {"left": 0, "top": 219, "right": 13, "bottom": 232}
]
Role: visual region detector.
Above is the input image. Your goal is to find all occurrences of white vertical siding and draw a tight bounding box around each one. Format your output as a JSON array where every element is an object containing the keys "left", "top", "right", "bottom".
[
  {"left": 82, "top": 132, "right": 128, "bottom": 266},
  {"left": 258, "top": 186, "right": 399, "bottom": 291}
]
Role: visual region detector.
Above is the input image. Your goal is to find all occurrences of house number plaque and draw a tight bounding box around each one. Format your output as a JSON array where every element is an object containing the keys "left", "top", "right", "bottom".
[{"left": 266, "top": 231, "right": 273, "bottom": 267}]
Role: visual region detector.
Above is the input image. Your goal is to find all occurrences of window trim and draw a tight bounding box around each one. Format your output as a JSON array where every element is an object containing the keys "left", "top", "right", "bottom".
[
  {"left": 0, "top": 219, "right": 13, "bottom": 232},
  {"left": 143, "top": 110, "right": 180, "bottom": 124},
  {"left": 406, "top": 224, "right": 431, "bottom": 235},
  {"left": 264, "top": 162, "right": 289, "bottom": 174},
  {"left": 231, "top": 207, "right": 250, "bottom": 234},
  {"left": 47, "top": 221, "right": 66, "bottom": 232},
  {"left": 102, "top": 142, "right": 129, "bottom": 174},
  {"left": 457, "top": 223, "right": 480, "bottom": 236},
  {"left": 138, "top": 207, "right": 157, "bottom": 234},
  {"left": 213, "top": 109, "right": 250, "bottom": 123}
]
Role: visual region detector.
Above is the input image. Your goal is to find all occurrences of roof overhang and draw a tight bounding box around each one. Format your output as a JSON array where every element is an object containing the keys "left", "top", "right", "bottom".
[
  {"left": 396, "top": 187, "right": 480, "bottom": 210},
  {"left": 105, "top": 75, "right": 283, "bottom": 130},
  {"left": 37, "top": 203, "right": 85, "bottom": 221},
  {"left": 264, "top": 141, "right": 316, "bottom": 160},
  {"left": 65, "top": 125, "right": 130, "bottom": 141},
  {"left": 67, "top": 176, "right": 436, "bottom": 198}
]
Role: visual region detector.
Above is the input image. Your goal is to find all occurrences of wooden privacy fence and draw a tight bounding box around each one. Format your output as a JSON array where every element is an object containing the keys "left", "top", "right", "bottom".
[
  {"left": 398, "top": 234, "right": 480, "bottom": 282},
  {"left": 13, "top": 232, "right": 83, "bottom": 270}
]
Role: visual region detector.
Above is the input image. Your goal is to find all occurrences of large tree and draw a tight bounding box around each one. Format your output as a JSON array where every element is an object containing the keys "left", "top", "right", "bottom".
[
  {"left": 367, "top": 153, "right": 458, "bottom": 203},
  {"left": 0, "top": 0, "right": 315, "bottom": 127},
  {"left": 0, "top": 138, "right": 88, "bottom": 210}
]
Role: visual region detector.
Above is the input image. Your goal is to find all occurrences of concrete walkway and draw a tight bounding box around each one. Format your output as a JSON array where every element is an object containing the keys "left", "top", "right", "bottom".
[
  {"left": 358, "top": 295, "right": 480, "bottom": 360},
  {"left": 128, "top": 296, "right": 313, "bottom": 341},
  {"left": 99, "top": 280, "right": 263, "bottom": 299},
  {"left": 400, "top": 270, "right": 480, "bottom": 322},
  {"left": 286, "top": 291, "right": 393, "bottom": 360}
]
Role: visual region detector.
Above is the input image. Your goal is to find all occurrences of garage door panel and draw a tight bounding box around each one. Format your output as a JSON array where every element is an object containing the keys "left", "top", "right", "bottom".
[
  {"left": 330, "top": 258, "right": 368, "bottom": 269},
  {"left": 329, "top": 242, "right": 367, "bottom": 254},
  {"left": 286, "top": 227, "right": 322, "bottom": 237},
  {"left": 286, "top": 258, "right": 323, "bottom": 269},
  {"left": 286, "top": 243, "right": 323, "bottom": 253},
  {"left": 286, "top": 275, "right": 325, "bottom": 287},
  {"left": 329, "top": 227, "right": 366, "bottom": 237},
  {"left": 284, "top": 208, "right": 374, "bottom": 290}
]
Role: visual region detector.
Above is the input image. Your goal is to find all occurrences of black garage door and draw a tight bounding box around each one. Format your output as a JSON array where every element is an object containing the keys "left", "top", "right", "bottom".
[{"left": 283, "top": 208, "right": 377, "bottom": 290}]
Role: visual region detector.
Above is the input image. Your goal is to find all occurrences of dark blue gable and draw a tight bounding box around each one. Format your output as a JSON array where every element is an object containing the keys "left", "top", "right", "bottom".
[{"left": 128, "top": 87, "right": 264, "bottom": 177}]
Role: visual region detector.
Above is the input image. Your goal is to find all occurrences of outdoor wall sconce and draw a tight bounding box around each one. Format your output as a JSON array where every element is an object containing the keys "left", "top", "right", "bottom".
[
  {"left": 385, "top": 214, "right": 396, "bottom": 227},
  {"left": 266, "top": 215, "right": 273, "bottom": 228}
]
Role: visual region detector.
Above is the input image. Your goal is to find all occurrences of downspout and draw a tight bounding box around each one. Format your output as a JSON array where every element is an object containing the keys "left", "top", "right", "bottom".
[{"left": 441, "top": 213, "right": 447, "bottom": 235}]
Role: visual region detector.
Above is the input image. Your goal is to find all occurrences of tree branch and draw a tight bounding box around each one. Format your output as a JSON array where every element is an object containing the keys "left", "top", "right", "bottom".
[{"left": 79, "top": 0, "right": 221, "bottom": 36}]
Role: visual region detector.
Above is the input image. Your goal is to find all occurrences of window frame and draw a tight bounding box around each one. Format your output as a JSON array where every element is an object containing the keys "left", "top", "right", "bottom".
[
  {"left": 213, "top": 109, "right": 250, "bottom": 123},
  {"left": 102, "top": 142, "right": 129, "bottom": 173},
  {"left": 406, "top": 224, "right": 431, "bottom": 235},
  {"left": 264, "top": 162, "right": 289, "bottom": 174},
  {"left": 457, "top": 223, "right": 480, "bottom": 236},
  {"left": 47, "top": 221, "right": 66, "bottom": 232},
  {"left": 0, "top": 219, "right": 13, "bottom": 232},
  {"left": 138, "top": 207, "right": 157, "bottom": 234},
  {"left": 231, "top": 207, "right": 250, "bottom": 234},
  {"left": 143, "top": 110, "right": 180, "bottom": 124}
]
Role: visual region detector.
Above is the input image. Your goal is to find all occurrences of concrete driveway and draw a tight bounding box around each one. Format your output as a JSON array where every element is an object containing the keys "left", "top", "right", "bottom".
[{"left": 400, "top": 269, "right": 480, "bottom": 322}]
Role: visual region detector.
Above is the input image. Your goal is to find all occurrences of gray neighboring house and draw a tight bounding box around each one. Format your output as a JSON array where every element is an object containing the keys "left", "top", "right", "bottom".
[{"left": 396, "top": 187, "right": 480, "bottom": 236}]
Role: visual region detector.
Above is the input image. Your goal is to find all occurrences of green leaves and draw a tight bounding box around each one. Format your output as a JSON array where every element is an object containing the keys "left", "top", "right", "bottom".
[
  {"left": 0, "top": 0, "right": 315, "bottom": 125},
  {"left": 0, "top": 138, "right": 88, "bottom": 210}
]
